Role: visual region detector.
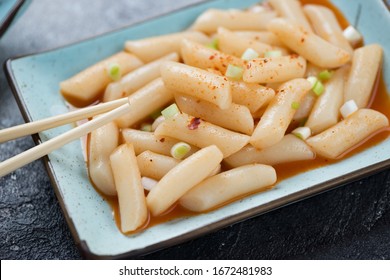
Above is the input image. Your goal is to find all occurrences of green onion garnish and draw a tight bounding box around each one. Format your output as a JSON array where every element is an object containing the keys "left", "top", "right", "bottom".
[
  {"left": 107, "top": 63, "right": 121, "bottom": 81},
  {"left": 264, "top": 50, "right": 282, "bottom": 58},
  {"left": 292, "top": 127, "right": 311, "bottom": 140},
  {"left": 140, "top": 123, "right": 152, "bottom": 132},
  {"left": 343, "top": 26, "right": 363, "bottom": 47},
  {"left": 225, "top": 64, "right": 244, "bottom": 80},
  {"left": 312, "top": 80, "right": 325, "bottom": 96},
  {"left": 241, "top": 48, "right": 259, "bottom": 61},
  {"left": 307, "top": 76, "right": 318, "bottom": 87},
  {"left": 291, "top": 101, "right": 300, "bottom": 110},
  {"left": 170, "top": 142, "right": 191, "bottom": 160},
  {"left": 161, "top": 103, "right": 180, "bottom": 119},
  {"left": 318, "top": 70, "right": 333, "bottom": 82},
  {"left": 206, "top": 38, "right": 219, "bottom": 50},
  {"left": 340, "top": 100, "right": 358, "bottom": 119},
  {"left": 307, "top": 76, "right": 325, "bottom": 96}
]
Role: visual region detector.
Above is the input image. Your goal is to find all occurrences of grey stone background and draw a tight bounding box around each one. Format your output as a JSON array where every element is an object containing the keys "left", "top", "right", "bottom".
[{"left": 0, "top": 0, "right": 390, "bottom": 259}]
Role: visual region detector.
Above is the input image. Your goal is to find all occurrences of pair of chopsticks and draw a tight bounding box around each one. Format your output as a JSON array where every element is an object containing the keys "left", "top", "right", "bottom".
[{"left": 0, "top": 97, "right": 131, "bottom": 177}]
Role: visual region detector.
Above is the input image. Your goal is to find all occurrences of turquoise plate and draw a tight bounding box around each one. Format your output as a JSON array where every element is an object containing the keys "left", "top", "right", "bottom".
[
  {"left": 4, "top": 0, "right": 390, "bottom": 259},
  {"left": 0, "top": 0, "right": 30, "bottom": 38}
]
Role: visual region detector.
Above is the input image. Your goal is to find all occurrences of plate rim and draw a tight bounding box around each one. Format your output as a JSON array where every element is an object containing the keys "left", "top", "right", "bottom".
[
  {"left": 0, "top": 0, "right": 26, "bottom": 38},
  {"left": 3, "top": 0, "right": 390, "bottom": 259}
]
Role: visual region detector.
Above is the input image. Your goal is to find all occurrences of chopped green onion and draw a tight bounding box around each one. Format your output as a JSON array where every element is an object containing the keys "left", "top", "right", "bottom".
[
  {"left": 140, "top": 123, "right": 152, "bottom": 132},
  {"left": 343, "top": 25, "right": 362, "bottom": 47},
  {"left": 318, "top": 70, "right": 333, "bottom": 82},
  {"left": 307, "top": 76, "right": 318, "bottom": 87},
  {"left": 107, "top": 63, "right": 121, "bottom": 81},
  {"left": 312, "top": 80, "right": 325, "bottom": 96},
  {"left": 292, "top": 127, "right": 311, "bottom": 140},
  {"left": 206, "top": 38, "right": 219, "bottom": 50},
  {"left": 340, "top": 100, "right": 358, "bottom": 119},
  {"left": 225, "top": 64, "right": 244, "bottom": 80},
  {"left": 241, "top": 48, "right": 259, "bottom": 60},
  {"left": 264, "top": 50, "right": 282, "bottom": 58},
  {"left": 170, "top": 142, "right": 191, "bottom": 160},
  {"left": 291, "top": 101, "right": 300, "bottom": 110},
  {"left": 307, "top": 76, "right": 325, "bottom": 96},
  {"left": 161, "top": 103, "right": 180, "bottom": 119}
]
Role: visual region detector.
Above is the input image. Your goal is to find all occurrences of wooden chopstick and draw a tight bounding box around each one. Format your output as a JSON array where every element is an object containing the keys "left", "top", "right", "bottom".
[
  {"left": 0, "top": 102, "right": 131, "bottom": 177},
  {"left": 0, "top": 97, "right": 128, "bottom": 143}
]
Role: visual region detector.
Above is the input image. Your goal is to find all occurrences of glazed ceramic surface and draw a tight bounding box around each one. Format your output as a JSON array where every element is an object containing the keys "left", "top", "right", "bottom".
[
  {"left": 5, "top": 0, "right": 390, "bottom": 258},
  {"left": 0, "top": 0, "right": 29, "bottom": 38}
]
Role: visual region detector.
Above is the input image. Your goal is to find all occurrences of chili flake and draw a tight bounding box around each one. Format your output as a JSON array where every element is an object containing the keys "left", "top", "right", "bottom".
[{"left": 187, "top": 117, "right": 201, "bottom": 130}]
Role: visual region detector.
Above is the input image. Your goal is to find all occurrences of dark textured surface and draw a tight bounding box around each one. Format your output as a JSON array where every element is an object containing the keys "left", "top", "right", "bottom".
[{"left": 1, "top": 0, "right": 390, "bottom": 260}]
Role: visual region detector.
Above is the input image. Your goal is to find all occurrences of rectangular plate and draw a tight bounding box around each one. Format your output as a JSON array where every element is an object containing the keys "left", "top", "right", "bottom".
[{"left": 5, "top": 0, "right": 390, "bottom": 259}]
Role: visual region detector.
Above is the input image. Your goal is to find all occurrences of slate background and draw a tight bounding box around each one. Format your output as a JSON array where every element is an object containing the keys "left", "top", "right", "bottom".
[{"left": 0, "top": 0, "right": 389, "bottom": 260}]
